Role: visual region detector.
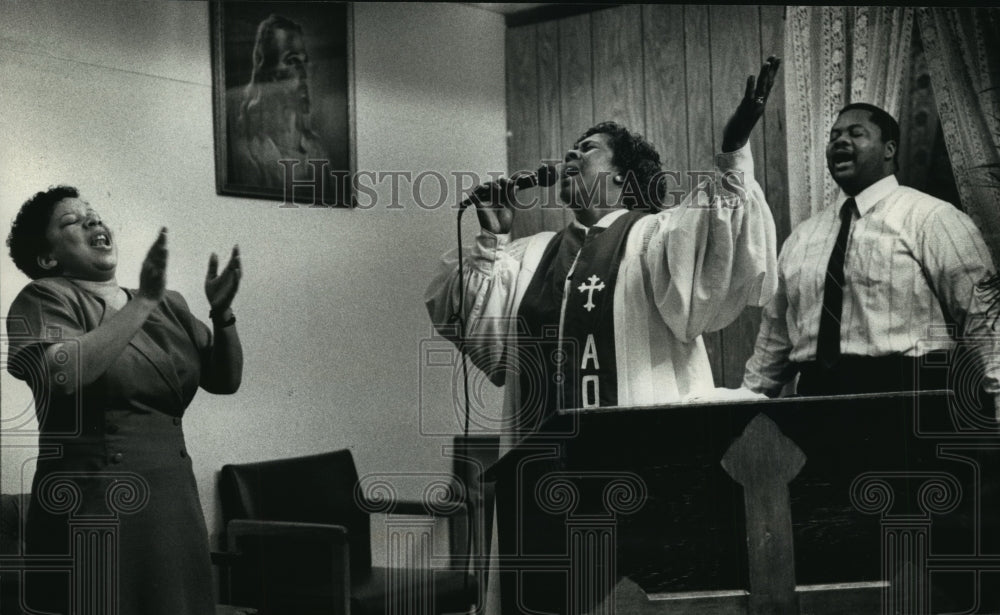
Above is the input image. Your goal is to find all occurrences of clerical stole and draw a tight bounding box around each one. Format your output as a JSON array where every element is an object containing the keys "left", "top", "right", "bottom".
[{"left": 515, "top": 210, "right": 647, "bottom": 432}]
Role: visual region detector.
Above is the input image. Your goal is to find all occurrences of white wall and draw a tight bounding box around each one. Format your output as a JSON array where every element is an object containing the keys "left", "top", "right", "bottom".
[{"left": 0, "top": 0, "right": 507, "bottom": 556}]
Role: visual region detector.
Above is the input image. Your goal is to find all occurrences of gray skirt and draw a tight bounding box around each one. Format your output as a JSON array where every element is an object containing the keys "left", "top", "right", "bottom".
[{"left": 26, "top": 409, "right": 215, "bottom": 615}]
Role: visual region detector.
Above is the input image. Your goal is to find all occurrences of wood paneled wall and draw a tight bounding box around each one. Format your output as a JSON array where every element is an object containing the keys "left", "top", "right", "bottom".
[{"left": 505, "top": 5, "right": 790, "bottom": 387}]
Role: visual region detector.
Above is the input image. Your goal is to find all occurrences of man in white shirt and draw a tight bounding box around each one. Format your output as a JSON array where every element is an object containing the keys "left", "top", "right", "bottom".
[{"left": 743, "top": 102, "right": 999, "bottom": 418}]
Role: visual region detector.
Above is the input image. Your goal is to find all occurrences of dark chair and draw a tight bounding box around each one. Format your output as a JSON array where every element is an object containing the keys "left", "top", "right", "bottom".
[{"left": 218, "top": 449, "right": 477, "bottom": 615}]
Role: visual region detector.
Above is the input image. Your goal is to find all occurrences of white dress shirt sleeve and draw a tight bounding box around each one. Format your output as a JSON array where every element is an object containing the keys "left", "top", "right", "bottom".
[
  {"left": 742, "top": 252, "right": 799, "bottom": 396},
  {"left": 918, "top": 204, "right": 1000, "bottom": 395}
]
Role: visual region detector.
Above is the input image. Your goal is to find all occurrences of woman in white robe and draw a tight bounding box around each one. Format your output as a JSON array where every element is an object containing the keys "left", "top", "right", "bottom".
[{"left": 426, "top": 57, "right": 782, "bottom": 615}]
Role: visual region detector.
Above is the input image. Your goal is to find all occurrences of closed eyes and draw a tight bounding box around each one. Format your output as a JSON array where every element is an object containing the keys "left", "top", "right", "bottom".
[{"left": 60, "top": 211, "right": 99, "bottom": 227}]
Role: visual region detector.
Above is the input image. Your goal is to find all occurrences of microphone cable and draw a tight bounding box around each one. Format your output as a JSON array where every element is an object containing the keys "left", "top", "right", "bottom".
[
  {"left": 449, "top": 169, "right": 553, "bottom": 603},
  {"left": 452, "top": 205, "right": 475, "bottom": 439},
  {"left": 449, "top": 202, "right": 477, "bottom": 601}
]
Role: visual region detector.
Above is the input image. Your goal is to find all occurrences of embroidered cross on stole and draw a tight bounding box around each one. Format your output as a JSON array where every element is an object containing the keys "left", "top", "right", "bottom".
[{"left": 514, "top": 210, "right": 647, "bottom": 434}]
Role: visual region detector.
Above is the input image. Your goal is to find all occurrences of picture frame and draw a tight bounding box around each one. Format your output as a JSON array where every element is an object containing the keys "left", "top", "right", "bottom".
[{"left": 210, "top": 1, "right": 355, "bottom": 206}]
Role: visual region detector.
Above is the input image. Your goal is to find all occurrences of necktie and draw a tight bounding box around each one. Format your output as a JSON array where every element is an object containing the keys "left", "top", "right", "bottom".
[{"left": 816, "top": 198, "right": 856, "bottom": 368}]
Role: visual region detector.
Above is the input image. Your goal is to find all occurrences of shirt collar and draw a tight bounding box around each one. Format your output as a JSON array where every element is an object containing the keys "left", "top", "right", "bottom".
[
  {"left": 840, "top": 175, "right": 898, "bottom": 217},
  {"left": 571, "top": 208, "right": 629, "bottom": 232}
]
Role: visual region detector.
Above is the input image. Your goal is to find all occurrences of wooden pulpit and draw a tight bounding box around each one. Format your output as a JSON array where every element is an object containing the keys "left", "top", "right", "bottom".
[{"left": 483, "top": 391, "right": 1000, "bottom": 615}]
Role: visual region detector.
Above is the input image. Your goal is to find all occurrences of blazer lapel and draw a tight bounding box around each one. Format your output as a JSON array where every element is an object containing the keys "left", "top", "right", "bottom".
[{"left": 124, "top": 310, "right": 186, "bottom": 407}]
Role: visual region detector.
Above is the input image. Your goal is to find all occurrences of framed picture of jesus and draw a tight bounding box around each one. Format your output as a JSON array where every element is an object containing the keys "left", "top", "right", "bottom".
[{"left": 211, "top": 1, "right": 355, "bottom": 206}]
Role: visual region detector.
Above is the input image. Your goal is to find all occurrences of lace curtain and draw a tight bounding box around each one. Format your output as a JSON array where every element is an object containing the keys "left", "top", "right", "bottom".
[
  {"left": 783, "top": 7, "right": 914, "bottom": 228},
  {"left": 917, "top": 8, "right": 1000, "bottom": 263}
]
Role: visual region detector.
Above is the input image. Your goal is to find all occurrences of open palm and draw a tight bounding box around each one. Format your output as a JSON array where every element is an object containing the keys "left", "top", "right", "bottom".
[{"left": 205, "top": 245, "right": 241, "bottom": 312}]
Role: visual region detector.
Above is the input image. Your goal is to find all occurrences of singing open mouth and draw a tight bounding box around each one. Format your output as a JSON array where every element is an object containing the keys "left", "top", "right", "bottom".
[
  {"left": 90, "top": 232, "right": 111, "bottom": 248},
  {"left": 831, "top": 150, "right": 854, "bottom": 164}
]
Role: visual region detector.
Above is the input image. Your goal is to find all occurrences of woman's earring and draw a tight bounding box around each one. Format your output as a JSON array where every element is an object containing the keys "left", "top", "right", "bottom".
[
  {"left": 614, "top": 174, "right": 624, "bottom": 185},
  {"left": 37, "top": 254, "right": 58, "bottom": 272}
]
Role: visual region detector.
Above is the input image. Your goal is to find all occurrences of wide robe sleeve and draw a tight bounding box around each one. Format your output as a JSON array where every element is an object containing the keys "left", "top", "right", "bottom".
[
  {"left": 644, "top": 144, "right": 778, "bottom": 343},
  {"left": 425, "top": 230, "right": 553, "bottom": 386}
]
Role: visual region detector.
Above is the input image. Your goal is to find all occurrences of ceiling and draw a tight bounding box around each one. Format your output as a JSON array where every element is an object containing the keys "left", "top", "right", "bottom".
[
  {"left": 465, "top": 3, "right": 552, "bottom": 16},
  {"left": 464, "top": 3, "right": 612, "bottom": 26}
]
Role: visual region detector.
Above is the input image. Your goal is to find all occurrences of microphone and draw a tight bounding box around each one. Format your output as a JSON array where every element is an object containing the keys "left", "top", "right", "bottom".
[{"left": 459, "top": 163, "right": 558, "bottom": 208}]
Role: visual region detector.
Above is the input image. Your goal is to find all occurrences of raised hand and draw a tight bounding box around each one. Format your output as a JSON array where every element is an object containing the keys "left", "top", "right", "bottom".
[
  {"left": 471, "top": 178, "right": 519, "bottom": 235},
  {"left": 722, "top": 56, "right": 781, "bottom": 152},
  {"left": 138, "top": 227, "right": 168, "bottom": 302},
  {"left": 205, "top": 245, "right": 242, "bottom": 313}
]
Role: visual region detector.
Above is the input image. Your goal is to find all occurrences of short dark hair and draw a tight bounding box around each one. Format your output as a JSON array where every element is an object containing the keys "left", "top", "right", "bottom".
[
  {"left": 7, "top": 185, "right": 79, "bottom": 279},
  {"left": 576, "top": 121, "right": 664, "bottom": 211},
  {"left": 837, "top": 102, "right": 900, "bottom": 164}
]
